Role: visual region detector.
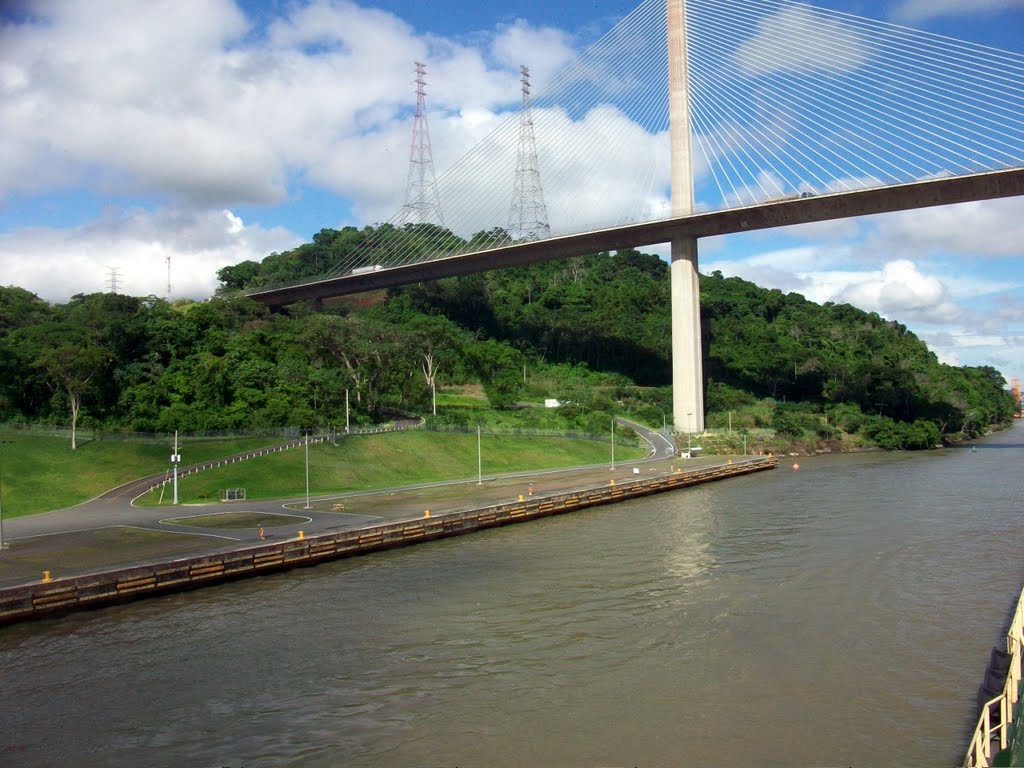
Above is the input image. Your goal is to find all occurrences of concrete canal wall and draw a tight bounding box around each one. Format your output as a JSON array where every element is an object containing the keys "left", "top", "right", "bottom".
[{"left": 0, "top": 457, "right": 777, "bottom": 627}]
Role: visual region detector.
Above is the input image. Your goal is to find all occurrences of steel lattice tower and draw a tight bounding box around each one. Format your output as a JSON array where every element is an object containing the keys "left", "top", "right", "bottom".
[
  {"left": 508, "top": 65, "right": 550, "bottom": 241},
  {"left": 401, "top": 62, "right": 445, "bottom": 227}
]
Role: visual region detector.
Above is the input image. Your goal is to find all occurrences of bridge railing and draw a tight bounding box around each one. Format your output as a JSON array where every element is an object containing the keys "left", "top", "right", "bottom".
[{"left": 964, "top": 585, "right": 1024, "bottom": 767}]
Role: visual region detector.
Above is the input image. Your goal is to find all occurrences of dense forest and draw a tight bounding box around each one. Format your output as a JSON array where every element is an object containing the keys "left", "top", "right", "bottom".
[{"left": 0, "top": 223, "right": 1014, "bottom": 450}]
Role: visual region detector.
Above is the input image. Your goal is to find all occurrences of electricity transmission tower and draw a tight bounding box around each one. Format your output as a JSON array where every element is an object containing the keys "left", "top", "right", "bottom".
[
  {"left": 400, "top": 62, "right": 445, "bottom": 227},
  {"left": 508, "top": 65, "right": 550, "bottom": 241},
  {"left": 105, "top": 266, "right": 121, "bottom": 294}
]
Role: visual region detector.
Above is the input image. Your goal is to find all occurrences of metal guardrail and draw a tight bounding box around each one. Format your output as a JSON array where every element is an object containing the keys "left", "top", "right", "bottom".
[{"left": 964, "top": 585, "right": 1024, "bottom": 767}]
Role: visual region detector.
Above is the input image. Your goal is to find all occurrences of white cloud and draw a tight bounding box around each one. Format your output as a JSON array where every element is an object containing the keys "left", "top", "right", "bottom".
[
  {"left": 733, "top": 5, "right": 872, "bottom": 76},
  {"left": 0, "top": 208, "right": 301, "bottom": 302},
  {"left": 865, "top": 198, "right": 1024, "bottom": 258},
  {"left": 490, "top": 20, "right": 577, "bottom": 87},
  {"left": 837, "top": 259, "right": 961, "bottom": 324},
  {"left": 0, "top": 0, "right": 545, "bottom": 209},
  {"left": 890, "top": 0, "right": 1024, "bottom": 24}
]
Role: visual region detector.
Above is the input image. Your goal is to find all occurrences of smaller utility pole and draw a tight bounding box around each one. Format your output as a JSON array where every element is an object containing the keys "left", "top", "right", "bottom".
[{"left": 477, "top": 425, "right": 482, "bottom": 485}]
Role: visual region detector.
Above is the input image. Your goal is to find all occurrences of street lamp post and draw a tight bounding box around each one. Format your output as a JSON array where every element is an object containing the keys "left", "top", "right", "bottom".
[
  {"left": 686, "top": 411, "right": 693, "bottom": 458},
  {"left": 171, "top": 430, "right": 181, "bottom": 505},
  {"left": 611, "top": 417, "right": 616, "bottom": 469},
  {"left": 304, "top": 431, "right": 311, "bottom": 509},
  {"left": 0, "top": 439, "right": 8, "bottom": 550}
]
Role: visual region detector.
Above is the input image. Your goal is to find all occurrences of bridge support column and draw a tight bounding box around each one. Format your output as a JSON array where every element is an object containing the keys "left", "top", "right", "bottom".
[
  {"left": 672, "top": 237, "right": 704, "bottom": 435},
  {"left": 668, "top": 0, "right": 703, "bottom": 435}
]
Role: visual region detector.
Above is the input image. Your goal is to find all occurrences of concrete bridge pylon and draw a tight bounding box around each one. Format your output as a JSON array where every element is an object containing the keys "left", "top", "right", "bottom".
[{"left": 668, "top": 0, "right": 704, "bottom": 436}]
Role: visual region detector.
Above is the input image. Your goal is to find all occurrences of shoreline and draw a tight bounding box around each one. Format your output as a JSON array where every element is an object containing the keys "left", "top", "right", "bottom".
[{"left": 0, "top": 456, "right": 777, "bottom": 628}]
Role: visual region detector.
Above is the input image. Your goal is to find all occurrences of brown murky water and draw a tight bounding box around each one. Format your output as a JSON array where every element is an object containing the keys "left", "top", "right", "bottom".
[{"left": 3, "top": 427, "right": 1023, "bottom": 767}]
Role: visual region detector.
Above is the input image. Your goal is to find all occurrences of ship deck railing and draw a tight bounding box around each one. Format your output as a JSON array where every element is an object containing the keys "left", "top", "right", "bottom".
[{"left": 964, "top": 586, "right": 1024, "bottom": 767}]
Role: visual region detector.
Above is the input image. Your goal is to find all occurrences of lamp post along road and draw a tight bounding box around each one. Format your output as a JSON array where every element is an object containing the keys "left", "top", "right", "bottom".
[
  {"left": 171, "top": 430, "right": 181, "bottom": 505},
  {"left": 304, "top": 432, "right": 311, "bottom": 509},
  {"left": 0, "top": 440, "right": 8, "bottom": 550},
  {"left": 611, "top": 418, "right": 616, "bottom": 469}
]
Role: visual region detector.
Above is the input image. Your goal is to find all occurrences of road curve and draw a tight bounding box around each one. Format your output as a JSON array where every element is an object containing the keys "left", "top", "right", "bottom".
[{"left": 617, "top": 417, "right": 676, "bottom": 459}]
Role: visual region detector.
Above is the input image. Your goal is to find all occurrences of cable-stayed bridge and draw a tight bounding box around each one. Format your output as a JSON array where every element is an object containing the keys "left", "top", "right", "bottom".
[{"left": 250, "top": 0, "right": 1024, "bottom": 434}]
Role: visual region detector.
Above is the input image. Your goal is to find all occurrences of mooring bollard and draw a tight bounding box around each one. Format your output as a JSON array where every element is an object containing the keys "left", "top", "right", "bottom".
[
  {"left": 298, "top": 530, "right": 305, "bottom": 540},
  {"left": 42, "top": 570, "right": 52, "bottom": 582},
  {"left": 518, "top": 494, "right": 524, "bottom": 502},
  {"left": 609, "top": 479, "right": 615, "bottom": 486},
  {"left": 424, "top": 510, "right": 431, "bottom": 518}
]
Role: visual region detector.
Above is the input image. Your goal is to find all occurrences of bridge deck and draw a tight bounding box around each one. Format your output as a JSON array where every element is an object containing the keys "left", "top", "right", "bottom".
[{"left": 249, "top": 168, "right": 1024, "bottom": 308}]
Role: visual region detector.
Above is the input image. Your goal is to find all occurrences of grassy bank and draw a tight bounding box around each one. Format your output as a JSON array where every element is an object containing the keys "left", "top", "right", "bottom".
[
  {"left": 137, "top": 430, "right": 649, "bottom": 505},
  {"left": 0, "top": 434, "right": 288, "bottom": 517}
]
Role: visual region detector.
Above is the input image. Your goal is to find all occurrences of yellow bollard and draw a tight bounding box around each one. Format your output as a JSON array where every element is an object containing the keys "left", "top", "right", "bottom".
[
  {"left": 609, "top": 479, "right": 615, "bottom": 486},
  {"left": 42, "top": 570, "right": 52, "bottom": 582},
  {"left": 518, "top": 495, "right": 524, "bottom": 502},
  {"left": 298, "top": 530, "right": 305, "bottom": 539},
  {"left": 424, "top": 510, "right": 431, "bottom": 518}
]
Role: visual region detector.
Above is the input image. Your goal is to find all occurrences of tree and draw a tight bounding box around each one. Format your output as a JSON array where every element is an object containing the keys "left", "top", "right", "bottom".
[{"left": 33, "top": 336, "right": 108, "bottom": 449}]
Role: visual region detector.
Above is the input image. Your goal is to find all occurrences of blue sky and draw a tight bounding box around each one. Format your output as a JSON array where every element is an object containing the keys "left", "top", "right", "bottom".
[{"left": 1, "top": 0, "right": 1023, "bottom": 379}]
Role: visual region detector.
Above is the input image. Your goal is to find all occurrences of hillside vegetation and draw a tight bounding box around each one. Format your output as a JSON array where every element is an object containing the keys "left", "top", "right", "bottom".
[{"left": 0, "top": 224, "right": 1013, "bottom": 451}]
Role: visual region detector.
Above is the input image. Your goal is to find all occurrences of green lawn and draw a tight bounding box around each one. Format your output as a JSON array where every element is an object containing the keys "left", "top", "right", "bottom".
[
  {"left": 137, "top": 430, "right": 648, "bottom": 506},
  {"left": 433, "top": 392, "right": 489, "bottom": 408},
  {"left": 0, "top": 433, "right": 288, "bottom": 518}
]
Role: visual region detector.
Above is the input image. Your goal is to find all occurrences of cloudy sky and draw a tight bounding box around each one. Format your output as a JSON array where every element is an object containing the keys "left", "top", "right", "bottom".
[{"left": 1, "top": 0, "right": 1023, "bottom": 379}]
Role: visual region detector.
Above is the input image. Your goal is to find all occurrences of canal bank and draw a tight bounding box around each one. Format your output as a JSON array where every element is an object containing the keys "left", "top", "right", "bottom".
[{"left": 0, "top": 456, "right": 776, "bottom": 627}]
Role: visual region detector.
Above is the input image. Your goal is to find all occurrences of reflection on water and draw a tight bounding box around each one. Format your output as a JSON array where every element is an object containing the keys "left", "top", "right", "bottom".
[{"left": 2, "top": 427, "right": 1024, "bottom": 766}]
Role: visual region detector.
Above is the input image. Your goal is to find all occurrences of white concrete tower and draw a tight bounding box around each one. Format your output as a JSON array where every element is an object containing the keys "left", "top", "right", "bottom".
[{"left": 668, "top": 0, "right": 704, "bottom": 435}]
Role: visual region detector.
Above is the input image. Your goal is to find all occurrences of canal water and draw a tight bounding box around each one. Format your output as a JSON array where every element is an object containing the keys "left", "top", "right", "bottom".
[{"left": 3, "top": 427, "right": 1024, "bottom": 767}]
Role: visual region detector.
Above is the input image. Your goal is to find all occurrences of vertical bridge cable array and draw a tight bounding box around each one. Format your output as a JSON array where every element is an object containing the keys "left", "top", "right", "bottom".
[{"left": 303, "top": 0, "right": 1024, "bottom": 287}]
